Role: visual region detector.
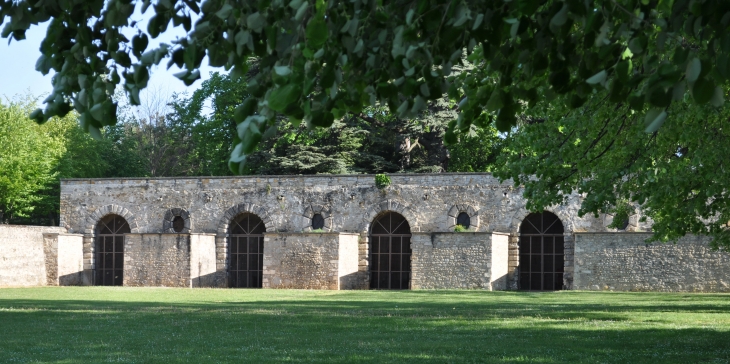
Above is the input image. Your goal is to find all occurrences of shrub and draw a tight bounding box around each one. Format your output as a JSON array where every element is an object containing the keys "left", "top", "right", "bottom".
[
  {"left": 453, "top": 224, "right": 469, "bottom": 232},
  {"left": 375, "top": 174, "right": 391, "bottom": 189}
]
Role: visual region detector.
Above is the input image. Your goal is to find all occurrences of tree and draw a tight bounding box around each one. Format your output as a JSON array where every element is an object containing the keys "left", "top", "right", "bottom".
[
  {"left": 3, "top": 1, "right": 730, "bottom": 246},
  {"left": 494, "top": 89, "right": 730, "bottom": 247},
  {"left": 0, "top": 99, "right": 69, "bottom": 223},
  {"left": 2, "top": 1, "right": 726, "bottom": 156}
]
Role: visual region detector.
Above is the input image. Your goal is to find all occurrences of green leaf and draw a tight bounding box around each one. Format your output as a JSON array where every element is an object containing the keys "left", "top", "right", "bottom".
[
  {"left": 89, "top": 103, "right": 105, "bottom": 121},
  {"left": 692, "top": 77, "right": 714, "bottom": 104},
  {"left": 216, "top": 4, "right": 233, "bottom": 19},
  {"left": 247, "top": 12, "right": 265, "bottom": 32},
  {"left": 306, "top": 15, "right": 327, "bottom": 48},
  {"left": 268, "top": 84, "right": 302, "bottom": 112},
  {"left": 586, "top": 70, "right": 607, "bottom": 85},
  {"left": 486, "top": 89, "right": 504, "bottom": 112},
  {"left": 711, "top": 86, "right": 724, "bottom": 107},
  {"left": 644, "top": 108, "right": 667, "bottom": 133},
  {"left": 616, "top": 60, "right": 632, "bottom": 83},
  {"left": 686, "top": 58, "right": 701, "bottom": 83},
  {"left": 234, "top": 98, "right": 258, "bottom": 124},
  {"left": 549, "top": 3, "right": 569, "bottom": 33}
]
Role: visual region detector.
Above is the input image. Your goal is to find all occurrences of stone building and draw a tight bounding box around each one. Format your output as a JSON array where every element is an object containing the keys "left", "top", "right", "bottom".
[{"left": 2, "top": 173, "right": 729, "bottom": 291}]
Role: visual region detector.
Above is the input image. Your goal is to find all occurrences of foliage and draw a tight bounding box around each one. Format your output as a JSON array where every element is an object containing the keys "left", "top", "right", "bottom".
[
  {"left": 375, "top": 174, "right": 391, "bottom": 189},
  {"left": 3, "top": 0, "right": 727, "bottom": 169},
  {"left": 495, "top": 90, "right": 730, "bottom": 247},
  {"left": 607, "top": 200, "right": 635, "bottom": 230},
  {"left": 447, "top": 123, "right": 503, "bottom": 172},
  {"left": 0, "top": 100, "right": 69, "bottom": 222},
  {"left": 453, "top": 224, "right": 469, "bottom": 232},
  {"left": 1, "top": 288, "right": 730, "bottom": 363}
]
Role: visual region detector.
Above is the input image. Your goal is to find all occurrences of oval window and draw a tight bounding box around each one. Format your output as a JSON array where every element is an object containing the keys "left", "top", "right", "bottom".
[{"left": 172, "top": 216, "right": 185, "bottom": 233}]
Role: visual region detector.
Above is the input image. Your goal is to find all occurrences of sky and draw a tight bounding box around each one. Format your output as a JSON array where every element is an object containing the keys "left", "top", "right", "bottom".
[{"left": 0, "top": 9, "right": 218, "bottom": 106}]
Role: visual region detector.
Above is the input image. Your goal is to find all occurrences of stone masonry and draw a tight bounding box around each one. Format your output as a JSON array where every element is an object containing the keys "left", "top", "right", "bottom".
[
  {"left": 0, "top": 172, "right": 718, "bottom": 291},
  {"left": 124, "top": 234, "right": 191, "bottom": 287},
  {"left": 59, "top": 173, "right": 616, "bottom": 290},
  {"left": 574, "top": 233, "right": 730, "bottom": 292},
  {"left": 411, "top": 232, "right": 509, "bottom": 289},
  {"left": 263, "top": 232, "right": 360, "bottom": 289}
]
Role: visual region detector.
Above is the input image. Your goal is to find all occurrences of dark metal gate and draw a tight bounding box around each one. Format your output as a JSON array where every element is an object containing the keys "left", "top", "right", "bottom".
[
  {"left": 519, "top": 212, "right": 565, "bottom": 291},
  {"left": 228, "top": 213, "right": 265, "bottom": 288},
  {"left": 370, "top": 211, "right": 411, "bottom": 289},
  {"left": 94, "top": 214, "right": 130, "bottom": 286}
]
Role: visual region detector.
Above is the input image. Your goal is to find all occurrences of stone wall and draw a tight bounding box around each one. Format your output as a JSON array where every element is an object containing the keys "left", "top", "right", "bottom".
[
  {"left": 411, "top": 232, "right": 509, "bottom": 290},
  {"left": 262, "top": 232, "right": 360, "bottom": 289},
  {"left": 124, "top": 234, "right": 190, "bottom": 287},
  {"left": 0, "top": 225, "right": 67, "bottom": 286},
  {"left": 60, "top": 174, "right": 618, "bottom": 237},
  {"left": 574, "top": 233, "right": 730, "bottom": 292}
]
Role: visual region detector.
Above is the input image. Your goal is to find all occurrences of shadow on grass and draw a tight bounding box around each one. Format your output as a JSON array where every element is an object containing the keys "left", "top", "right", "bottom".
[{"left": 0, "top": 289, "right": 728, "bottom": 363}]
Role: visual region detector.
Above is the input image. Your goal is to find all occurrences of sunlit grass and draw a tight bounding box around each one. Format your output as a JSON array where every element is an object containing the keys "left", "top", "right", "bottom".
[{"left": 0, "top": 288, "right": 728, "bottom": 363}]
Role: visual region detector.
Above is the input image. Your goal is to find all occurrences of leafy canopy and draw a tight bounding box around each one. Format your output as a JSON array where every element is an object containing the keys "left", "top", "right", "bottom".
[
  {"left": 497, "top": 89, "right": 730, "bottom": 247},
  {"left": 2, "top": 0, "right": 728, "bottom": 167}
]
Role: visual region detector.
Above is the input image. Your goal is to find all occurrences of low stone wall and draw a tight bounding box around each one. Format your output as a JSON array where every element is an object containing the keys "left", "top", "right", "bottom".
[
  {"left": 411, "top": 232, "right": 509, "bottom": 290},
  {"left": 574, "top": 233, "right": 730, "bottom": 292},
  {"left": 124, "top": 234, "right": 190, "bottom": 287},
  {"left": 0, "top": 225, "right": 67, "bottom": 286},
  {"left": 263, "top": 232, "right": 360, "bottom": 289}
]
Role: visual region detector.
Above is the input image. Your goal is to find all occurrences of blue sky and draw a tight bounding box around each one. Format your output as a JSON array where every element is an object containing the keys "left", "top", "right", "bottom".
[{"left": 0, "top": 11, "right": 217, "bottom": 105}]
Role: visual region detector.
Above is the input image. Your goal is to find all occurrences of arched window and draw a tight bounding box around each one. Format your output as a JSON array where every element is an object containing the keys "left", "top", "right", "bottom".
[
  {"left": 519, "top": 211, "right": 565, "bottom": 291},
  {"left": 369, "top": 211, "right": 411, "bottom": 289},
  {"left": 94, "top": 214, "right": 130, "bottom": 286},
  {"left": 311, "top": 213, "right": 325, "bottom": 230},
  {"left": 456, "top": 212, "right": 471, "bottom": 228},
  {"left": 228, "top": 213, "right": 266, "bottom": 288}
]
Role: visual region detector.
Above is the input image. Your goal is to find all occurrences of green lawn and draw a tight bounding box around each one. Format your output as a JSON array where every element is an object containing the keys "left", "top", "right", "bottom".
[{"left": 0, "top": 288, "right": 728, "bottom": 363}]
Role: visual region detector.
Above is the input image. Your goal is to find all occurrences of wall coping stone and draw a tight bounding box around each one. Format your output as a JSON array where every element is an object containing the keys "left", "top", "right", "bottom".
[{"left": 61, "top": 172, "right": 505, "bottom": 182}]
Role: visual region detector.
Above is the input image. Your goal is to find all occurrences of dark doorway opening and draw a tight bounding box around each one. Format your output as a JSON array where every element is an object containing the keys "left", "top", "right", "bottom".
[
  {"left": 228, "top": 213, "right": 265, "bottom": 288},
  {"left": 518, "top": 211, "right": 565, "bottom": 291},
  {"left": 369, "top": 211, "right": 411, "bottom": 290},
  {"left": 94, "top": 214, "right": 130, "bottom": 286}
]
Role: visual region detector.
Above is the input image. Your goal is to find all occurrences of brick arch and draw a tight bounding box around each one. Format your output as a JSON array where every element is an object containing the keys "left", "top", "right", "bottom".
[
  {"left": 217, "top": 203, "right": 275, "bottom": 235},
  {"left": 359, "top": 199, "right": 420, "bottom": 234},
  {"left": 301, "top": 204, "right": 334, "bottom": 232},
  {"left": 85, "top": 204, "right": 140, "bottom": 234},
  {"left": 447, "top": 203, "right": 481, "bottom": 231},
  {"left": 508, "top": 207, "right": 574, "bottom": 235}
]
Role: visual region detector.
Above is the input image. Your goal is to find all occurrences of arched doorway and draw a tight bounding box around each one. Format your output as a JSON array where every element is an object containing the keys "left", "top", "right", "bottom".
[
  {"left": 519, "top": 211, "right": 565, "bottom": 291},
  {"left": 228, "top": 213, "right": 265, "bottom": 288},
  {"left": 369, "top": 211, "right": 411, "bottom": 289},
  {"left": 94, "top": 214, "right": 130, "bottom": 286}
]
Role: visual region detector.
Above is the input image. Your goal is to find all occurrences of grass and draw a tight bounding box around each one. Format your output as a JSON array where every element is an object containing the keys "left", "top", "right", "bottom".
[{"left": 0, "top": 288, "right": 729, "bottom": 363}]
